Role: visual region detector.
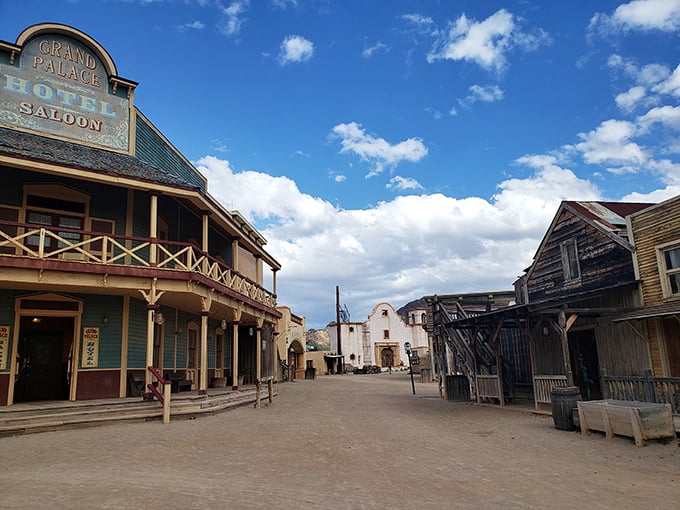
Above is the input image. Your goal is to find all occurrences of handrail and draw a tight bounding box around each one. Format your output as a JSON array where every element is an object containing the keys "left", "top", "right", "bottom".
[
  {"left": 0, "top": 219, "right": 276, "bottom": 309},
  {"left": 147, "top": 366, "right": 171, "bottom": 424}
]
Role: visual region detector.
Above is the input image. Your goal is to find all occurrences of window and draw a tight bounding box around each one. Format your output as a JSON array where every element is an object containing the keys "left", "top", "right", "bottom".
[
  {"left": 381, "top": 309, "right": 388, "bottom": 316},
  {"left": 561, "top": 239, "right": 580, "bottom": 281},
  {"left": 187, "top": 324, "right": 198, "bottom": 369},
  {"left": 383, "top": 329, "right": 390, "bottom": 339},
  {"left": 658, "top": 244, "right": 680, "bottom": 297},
  {"left": 216, "top": 331, "right": 224, "bottom": 370}
]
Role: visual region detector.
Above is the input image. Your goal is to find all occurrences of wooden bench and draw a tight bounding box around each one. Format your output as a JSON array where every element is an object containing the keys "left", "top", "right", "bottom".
[{"left": 164, "top": 372, "right": 192, "bottom": 393}]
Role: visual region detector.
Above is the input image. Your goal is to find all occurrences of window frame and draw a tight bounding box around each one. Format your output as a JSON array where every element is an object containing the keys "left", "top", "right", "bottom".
[
  {"left": 560, "top": 238, "right": 581, "bottom": 282},
  {"left": 656, "top": 241, "right": 680, "bottom": 298}
]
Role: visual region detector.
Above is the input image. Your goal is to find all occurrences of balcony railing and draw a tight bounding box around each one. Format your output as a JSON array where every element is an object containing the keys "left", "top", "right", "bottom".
[{"left": 0, "top": 220, "right": 276, "bottom": 309}]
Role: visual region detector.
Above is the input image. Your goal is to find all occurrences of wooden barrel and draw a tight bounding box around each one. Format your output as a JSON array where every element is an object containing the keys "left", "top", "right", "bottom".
[{"left": 551, "top": 386, "right": 582, "bottom": 431}]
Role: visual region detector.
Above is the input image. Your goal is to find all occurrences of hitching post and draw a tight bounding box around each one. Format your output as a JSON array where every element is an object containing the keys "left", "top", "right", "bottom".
[{"left": 404, "top": 342, "right": 415, "bottom": 395}]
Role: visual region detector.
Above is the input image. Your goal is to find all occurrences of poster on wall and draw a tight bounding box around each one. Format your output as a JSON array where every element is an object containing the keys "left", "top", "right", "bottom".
[
  {"left": 0, "top": 326, "right": 9, "bottom": 370},
  {"left": 82, "top": 327, "right": 99, "bottom": 368}
]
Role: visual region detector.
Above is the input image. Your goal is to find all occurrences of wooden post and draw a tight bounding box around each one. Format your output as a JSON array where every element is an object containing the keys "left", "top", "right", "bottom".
[
  {"left": 199, "top": 311, "right": 209, "bottom": 395},
  {"left": 268, "top": 378, "right": 273, "bottom": 404},
  {"left": 644, "top": 369, "right": 655, "bottom": 403},
  {"left": 558, "top": 311, "right": 574, "bottom": 386},
  {"left": 232, "top": 322, "right": 239, "bottom": 389},
  {"left": 255, "top": 378, "right": 261, "bottom": 408},
  {"left": 144, "top": 306, "right": 155, "bottom": 398},
  {"left": 163, "top": 382, "right": 171, "bottom": 424}
]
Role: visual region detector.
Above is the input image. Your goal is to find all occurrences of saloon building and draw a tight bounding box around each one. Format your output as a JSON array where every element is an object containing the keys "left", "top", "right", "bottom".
[{"left": 0, "top": 23, "right": 282, "bottom": 405}]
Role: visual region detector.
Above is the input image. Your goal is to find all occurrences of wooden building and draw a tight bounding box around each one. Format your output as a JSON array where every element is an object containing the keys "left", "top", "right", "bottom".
[
  {"left": 0, "top": 23, "right": 281, "bottom": 406},
  {"left": 430, "top": 202, "right": 657, "bottom": 411}
]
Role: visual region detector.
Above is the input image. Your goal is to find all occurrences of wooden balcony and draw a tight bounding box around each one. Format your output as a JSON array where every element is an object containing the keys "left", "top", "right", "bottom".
[{"left": 0, "top": 220, "right": 276, "bottom": 309}]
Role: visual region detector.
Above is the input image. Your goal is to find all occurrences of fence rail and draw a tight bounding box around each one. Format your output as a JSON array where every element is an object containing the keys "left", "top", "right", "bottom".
[
  {"left": 476, "top": 374, "right": 501, "bottom": 401},
  {"left": 602, "top": 370, "right": 680, "bottom": 415},
  {"left": 533, "top": 374, "right": 568, "bottom": 404},
  {"left": 0, "top": 220, "right": 276, "bottom": 309}
]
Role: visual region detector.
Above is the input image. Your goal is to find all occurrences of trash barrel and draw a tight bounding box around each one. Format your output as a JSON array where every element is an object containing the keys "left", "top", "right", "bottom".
[
  {"left": 445, "top": 374, "right": 471, "bottom": 401},
  {"left": 551, "top": 386, "right": 582, "bottom": 431}
]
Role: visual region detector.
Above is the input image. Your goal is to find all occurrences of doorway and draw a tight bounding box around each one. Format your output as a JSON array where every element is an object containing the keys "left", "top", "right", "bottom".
[
  {"left": 14, "top": 316, "right": 75, "bottom": 403},
  {"left": 568, "top": 329, "right": 602, "bottom": 400},
  {"left": 380, "top": 347, "right": 394, "bottom": 368}
]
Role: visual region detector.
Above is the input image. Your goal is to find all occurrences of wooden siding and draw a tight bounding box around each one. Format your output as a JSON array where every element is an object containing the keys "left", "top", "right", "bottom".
[
  {"left": 134, "top": 114, "right": 207, "bottom": 191},
  {"left": 527, "top": 209, "right": 635, "bottom": 302},
  {"left": 77, "top": 294, "right": 123, "bottom": 369},
  {"left": 0, "top": 289, "right": 16, "bottom": 374},
  {"left": 630, "top": 198, "right": 680, "bottom": 305},
  {"left": 127, "top": 298, "right": 148, "bottom": 368},
  {"left": 630, "top": 198, "right": 680, "bottom": 375}
]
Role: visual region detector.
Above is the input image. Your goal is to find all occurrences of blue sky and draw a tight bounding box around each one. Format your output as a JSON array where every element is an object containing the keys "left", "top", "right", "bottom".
[{"left": 2, "top": 0, "right": 680, "bottom": 328}]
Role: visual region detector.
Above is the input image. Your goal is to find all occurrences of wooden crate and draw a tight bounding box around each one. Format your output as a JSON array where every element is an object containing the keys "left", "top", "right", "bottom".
[{"left": 577, "top": 400, "right": 675, "bottom": 447}]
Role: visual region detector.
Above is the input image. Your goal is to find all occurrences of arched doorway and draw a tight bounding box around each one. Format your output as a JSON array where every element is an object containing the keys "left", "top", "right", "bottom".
[{"left": 380, "top": 347, "right": 394, "bottom": 368}]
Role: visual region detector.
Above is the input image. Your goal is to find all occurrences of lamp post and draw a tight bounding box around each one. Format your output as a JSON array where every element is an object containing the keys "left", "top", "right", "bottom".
[{"left": 404, "top": 342, "right": 415, "bottom": 395}]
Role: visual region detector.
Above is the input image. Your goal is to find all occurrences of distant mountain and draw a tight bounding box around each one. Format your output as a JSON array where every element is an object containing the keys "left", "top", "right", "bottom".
[{"left": 396, "top": 297, "right": 427, "bottom": 322}]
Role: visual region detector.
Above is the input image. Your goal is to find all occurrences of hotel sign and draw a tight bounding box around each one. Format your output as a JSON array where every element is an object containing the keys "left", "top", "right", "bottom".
[
  {"left": 0, "top": 326, "right": 8, "bottom": 371},
  {"left": 82, "top": 327, "right": 100, "bottom": 368},
  {"left": 0, "top": 34, "right": 130, "bottom": 151}
]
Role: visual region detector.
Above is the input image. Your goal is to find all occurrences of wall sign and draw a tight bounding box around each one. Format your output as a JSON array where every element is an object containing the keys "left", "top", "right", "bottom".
[
  {"left": 82, "top": 327, "right": 99, "bottom": 368},
  {"left": 0, "top": 326, "right": 9, "bottom": 371},
  {"left": 0, "top": 33, "right": 130, "bottom": 151}
]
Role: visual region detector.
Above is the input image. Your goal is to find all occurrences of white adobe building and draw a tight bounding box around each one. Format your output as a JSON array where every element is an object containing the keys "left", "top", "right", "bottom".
[{"left": 328, "top": 302, "right": 429, "bottom": 369}]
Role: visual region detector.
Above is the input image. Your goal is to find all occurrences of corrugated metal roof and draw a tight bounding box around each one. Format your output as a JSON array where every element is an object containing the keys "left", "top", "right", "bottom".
[{"left": 566, "top": 201, "right": 654, "bottom": 230}]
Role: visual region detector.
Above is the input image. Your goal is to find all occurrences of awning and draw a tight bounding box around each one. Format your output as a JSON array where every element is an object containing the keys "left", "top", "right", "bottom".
[{"left": 613, "top": 302, "right": 680, "bottom": 322}]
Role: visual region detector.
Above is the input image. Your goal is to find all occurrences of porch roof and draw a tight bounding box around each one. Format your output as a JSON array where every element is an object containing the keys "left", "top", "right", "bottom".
[
  {"left": 613, "top": 302, "right": 680, "bottom": 322},
  {"left": 0, "top": 126, "right": 194, "bottom": 189}
]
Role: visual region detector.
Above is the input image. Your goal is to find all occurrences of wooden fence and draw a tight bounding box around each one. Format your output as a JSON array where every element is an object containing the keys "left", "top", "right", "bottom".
[{"left": 602, "top": 370, "right": 680, "bottom": 415}]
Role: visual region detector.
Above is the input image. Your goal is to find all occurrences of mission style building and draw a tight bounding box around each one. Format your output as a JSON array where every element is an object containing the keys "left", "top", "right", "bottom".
[{"left": 0, "top": 23, "right": 282, "bottom": 405}]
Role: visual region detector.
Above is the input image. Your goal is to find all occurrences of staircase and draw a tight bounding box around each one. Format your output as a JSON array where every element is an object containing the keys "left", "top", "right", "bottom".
[
  {"left": 433, "top": 300, "right": 513, "bottom": 401},
  {"left": 0, "top": 387, "right": 271, "bottom": 437}
]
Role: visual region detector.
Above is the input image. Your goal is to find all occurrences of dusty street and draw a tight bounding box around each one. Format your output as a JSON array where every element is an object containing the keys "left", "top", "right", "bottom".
[{"left": 0, "top": 372, "right": 678, "bottom": 509}]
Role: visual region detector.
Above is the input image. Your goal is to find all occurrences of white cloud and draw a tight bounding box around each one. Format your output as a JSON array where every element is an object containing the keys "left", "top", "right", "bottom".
[
  {"left": 638, "top": 105, "right": 680, "bottom": 131},
  {"left": 330, "top": 122, "right": 428, "bottom": 178},
  {"left": 362, "top": 41, "right": 388, "bottom": 59},
  {"left": 177, "top": 21, "right": 205, "bottom": 31},
  {"left": 570, "top": 119, "right": 646, "bottom": 168},
  {"left": 427, "top": 9, "right": 549, "bottom": 73},
  {"left": 615, "top": 86, "right": 646, "bottom": 112},
  {"left": 194, "top": 154, "right": 607, "bottom": 328},
  {"left": 386, "top": 176, "right": 424, "bottom": 191},
  {"left": 460, "top": 84, "right": 504, "bottom": 107},
  {"left": 591, "top": 0, "right": 680, "bottom": 34},
  {"left": 654, "top": 64, "right": 680, "bottom": 97},
  {"left": 218, "top": 0, "right": 249, "bottom": 37},
  {"left": 279, "top": 35, "right": 314, "bottom": 65}
]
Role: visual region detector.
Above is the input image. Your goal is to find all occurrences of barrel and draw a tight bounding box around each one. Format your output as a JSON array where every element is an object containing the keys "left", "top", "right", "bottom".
[{"left": 551, "top": 386, "right": 582, "bottom": 431}]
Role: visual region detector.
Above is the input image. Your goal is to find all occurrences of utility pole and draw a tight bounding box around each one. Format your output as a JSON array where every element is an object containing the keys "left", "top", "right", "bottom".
[{"left": 336, "top": 285, "right": 342, "bottom": 373}]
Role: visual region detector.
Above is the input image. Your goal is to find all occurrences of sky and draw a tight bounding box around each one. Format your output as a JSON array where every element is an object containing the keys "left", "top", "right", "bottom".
[{"left": 2, "top": 0, "right": 680, "bottom": 329}]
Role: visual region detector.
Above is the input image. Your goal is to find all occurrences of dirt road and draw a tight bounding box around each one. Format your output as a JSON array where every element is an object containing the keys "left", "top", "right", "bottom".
[{"left": 1, "top": 372, "right": 678, "bottom": 509}]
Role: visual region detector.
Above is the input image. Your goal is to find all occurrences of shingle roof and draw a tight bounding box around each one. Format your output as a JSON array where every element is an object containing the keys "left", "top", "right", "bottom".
[{"left": 0, "top": 126, "right": 196, "bottom": 189}]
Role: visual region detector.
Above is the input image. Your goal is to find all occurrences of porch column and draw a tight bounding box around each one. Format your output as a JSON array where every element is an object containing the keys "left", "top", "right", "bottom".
[
  {"left": 255, "top": 327, "right": 262, "bottom": 381},
  {"left": 272, "top": 269, "right": 277, "bottom": 296},
  {"left": 199, "top": 311, "right": 209, "bottom": 395},
  {"left": 559, "top": 311, "right": 574, "bottom": 386},
  {"left": 232, "top": 322, "right": 240, "bottom": 389},
  {"left": 144, "top": 305, "right": 156, "bottom": 399},
  {"left": 201, "top": 213, "right": 209, "bottom": 274},
  {"left": 149, "top": 193, "right": 158, "bottom": 266},
  {"left": 255, "top": 256, "right": 263, "bottom": 285},
  {"left": 232, "top": 239, "right": 239, "bottom": 272}
]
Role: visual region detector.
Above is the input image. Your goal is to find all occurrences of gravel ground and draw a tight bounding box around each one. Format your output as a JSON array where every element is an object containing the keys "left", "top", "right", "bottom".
[{"left": 0, "top": 372, "right": 678, "bottom": 509}]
